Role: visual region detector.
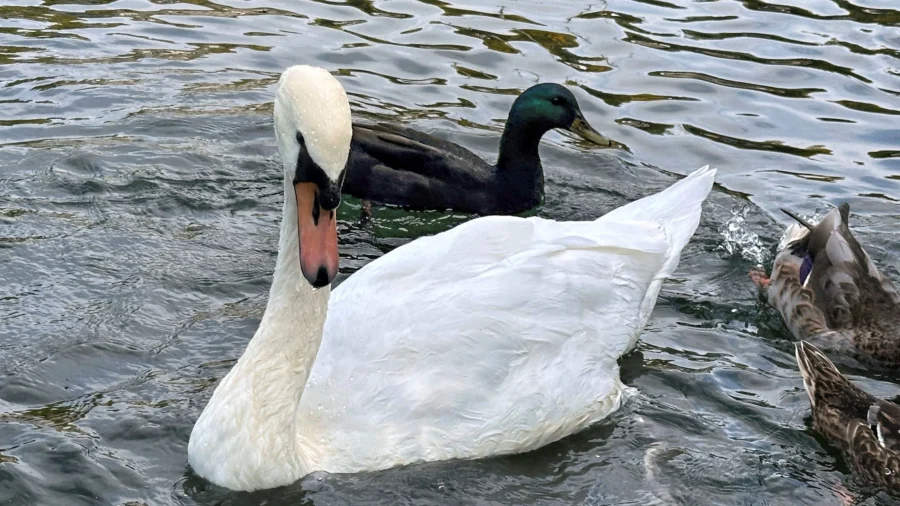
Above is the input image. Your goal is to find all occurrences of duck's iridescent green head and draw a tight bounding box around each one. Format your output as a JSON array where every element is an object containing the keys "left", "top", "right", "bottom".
[{"left": 507, "top": 83, "right": 610, "bottom": 146}]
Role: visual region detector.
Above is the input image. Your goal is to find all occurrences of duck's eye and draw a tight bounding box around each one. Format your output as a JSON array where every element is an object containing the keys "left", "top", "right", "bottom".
[{"left": 551, "top": 96, "right": 565, "bottom": 106}]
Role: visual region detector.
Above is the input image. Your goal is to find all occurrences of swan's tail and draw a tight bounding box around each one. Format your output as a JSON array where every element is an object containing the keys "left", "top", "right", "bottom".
[
  {"left": 601, "top": 165, "right": 716, "bottom": 275},
  {"left": 599, "top": 165, "right": 716, "bottom": 343}
]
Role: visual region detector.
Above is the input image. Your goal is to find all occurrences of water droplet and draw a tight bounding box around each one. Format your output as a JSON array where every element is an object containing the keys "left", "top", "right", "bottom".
[{"left": 719, "top": 207, "right": 769, "bottom": 267}]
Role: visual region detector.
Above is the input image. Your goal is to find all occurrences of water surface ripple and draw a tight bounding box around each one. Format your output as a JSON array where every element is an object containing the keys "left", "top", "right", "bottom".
[{"left": 1, "top": 0, "right": 899, "bottom": 505}]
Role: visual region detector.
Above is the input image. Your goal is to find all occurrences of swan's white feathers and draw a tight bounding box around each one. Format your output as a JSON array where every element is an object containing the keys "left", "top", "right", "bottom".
[
  {"left": 601, "top": 165, "right": 715, "bottom": 340},
  {"left": 190, "top": 63, "right": 718, "bottom": 491},
  {"left": 190, "top": 163, "right": 715, "bottom": 490},
  {"left": 299, "top": 165, "right": 716, "bottom": 474},
  {"left": 273, "top": 65, "right": 352, "bottom": 181}
]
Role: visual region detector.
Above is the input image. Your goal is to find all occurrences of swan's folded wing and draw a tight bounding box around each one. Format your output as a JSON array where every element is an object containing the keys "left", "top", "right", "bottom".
[
  {"left": 601, "top": 165, "right": 713, "bottom": 261},
  {"left": 302, "top": 166, "right": 713, "bottom": 470},
  {"left": 595, "top": 165, "right": 715, "bottom": 335},
  {"left": 320, "top": 165, "right": 714, "bottom": 387},
  {"left": 330, "top": 214, "right": 671, "bottom": 315},
  {"left": 305, "top": 215, "right": 672, "bottom": 463}
]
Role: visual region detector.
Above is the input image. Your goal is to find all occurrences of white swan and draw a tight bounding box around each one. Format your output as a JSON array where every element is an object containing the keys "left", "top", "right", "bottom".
[{"left": 187, "top": 65, "right": 717, "bottom": 491}]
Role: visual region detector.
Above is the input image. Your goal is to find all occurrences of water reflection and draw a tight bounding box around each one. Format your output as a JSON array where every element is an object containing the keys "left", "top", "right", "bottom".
[{"left": 1, "top": 0, "right": 899, "bottom": 505}]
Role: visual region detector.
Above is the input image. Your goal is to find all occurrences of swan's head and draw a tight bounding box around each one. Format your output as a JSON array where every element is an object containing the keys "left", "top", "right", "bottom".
[
  {"left": 274, "top": 65, "right": 352, "bottom": 288},
  {"left": 508, "top": 83, "right": 611, "bottom": 147}
]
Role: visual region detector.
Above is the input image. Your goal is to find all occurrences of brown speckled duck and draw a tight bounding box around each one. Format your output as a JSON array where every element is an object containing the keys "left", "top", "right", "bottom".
[
  {"left": 795, "top": 340, "right": 900, "bottom": 494},
  {"left": 751, "top": 203, "right": 900, "bottom": 365}
]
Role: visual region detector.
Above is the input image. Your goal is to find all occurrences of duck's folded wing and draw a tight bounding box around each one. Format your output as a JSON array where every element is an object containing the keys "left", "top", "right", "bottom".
[
  {"left": 768, "top": 243, "right": 832, "bottom": 339},
  {"left": 869, "top": 401, "right": 900, "bottom": 453},
  {"left": 799, "top": 211, "right": 900, "bottom": 341},
  {"left": 351, "top": 123, "right": 489, "bottom": 184},
  {"left": 360, "top": 122, "right": 474, "bottom": 155},
  {"left": 845, "top": 418, "right": 900, "bottom": 488},
  {"left": 806, "top": 213, "right": 863, "bottom": 329}
]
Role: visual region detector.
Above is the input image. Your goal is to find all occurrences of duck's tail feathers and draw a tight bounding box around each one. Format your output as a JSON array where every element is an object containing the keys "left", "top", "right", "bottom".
[
  {"left": 782, "top": 208, "right": 816, "bottom": 231},
  {"left": 803, "top": 203, "right": 900, "bottom": 315},
  {"left": 776, "top": 223, "right": 810, "bottom": 253},
  {"left": 781, "top": 203, "right": 859, "bottom": 268},
  {"left": 775, "top": 204, "right": 851, "bottom": 256},
  {"left": 805, "top": 205, "right": 852, "bottom": 258}
]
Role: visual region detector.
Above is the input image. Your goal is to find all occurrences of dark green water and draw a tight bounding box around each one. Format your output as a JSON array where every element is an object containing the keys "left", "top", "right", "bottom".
[{"left": 1, "top": 1, "right": 899, "bottom": 505}]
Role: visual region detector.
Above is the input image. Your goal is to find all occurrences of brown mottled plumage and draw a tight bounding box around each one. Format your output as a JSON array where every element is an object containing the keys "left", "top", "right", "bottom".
[
  {"left": 764, "top": 203, "right": 900, "bottom": 365},
  {"left": 795, "top": 341, "right": 900, "bottom": 493}
]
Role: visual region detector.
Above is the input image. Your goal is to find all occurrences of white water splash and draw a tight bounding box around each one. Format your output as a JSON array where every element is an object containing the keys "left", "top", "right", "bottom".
[{"left": 719, "top": 207, "right": 769, "bottom": 268}]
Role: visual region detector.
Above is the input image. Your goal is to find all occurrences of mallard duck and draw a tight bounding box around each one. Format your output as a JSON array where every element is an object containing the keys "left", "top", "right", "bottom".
[
  {"left": 187, "top": 65, "right": 716, "bottom": 491},
  {"left": 795, "top": 340, "right": 900, "bottom": 494},
  {"left": 343, "top": 83, "right": 612, "bottom": 215},
  {"left": 750, "top": 203, "right": 900, "bottom": 365}
]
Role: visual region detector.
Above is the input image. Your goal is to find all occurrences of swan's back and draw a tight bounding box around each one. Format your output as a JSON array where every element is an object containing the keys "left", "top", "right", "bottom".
[{"left": 299, "top": 166, "right": 716, "bottom": 474}]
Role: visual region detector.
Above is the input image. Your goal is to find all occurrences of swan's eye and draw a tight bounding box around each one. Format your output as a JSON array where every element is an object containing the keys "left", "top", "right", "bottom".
[{"left": 296, "top": 131, "right": 305, "bottom": 145}]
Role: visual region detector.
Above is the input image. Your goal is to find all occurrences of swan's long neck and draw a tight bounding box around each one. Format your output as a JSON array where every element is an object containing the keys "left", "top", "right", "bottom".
[{"left": 187, "top": 175, "right": 329, "bottom": 491}]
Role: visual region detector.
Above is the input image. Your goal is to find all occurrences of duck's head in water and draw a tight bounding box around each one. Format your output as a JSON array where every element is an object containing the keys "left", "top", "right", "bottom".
[
  {"left": 506, "top": 83, "right": 611, "bottom": 148},
  {"left": 273, "top": 65, "right": 352, "bottom": 288}
]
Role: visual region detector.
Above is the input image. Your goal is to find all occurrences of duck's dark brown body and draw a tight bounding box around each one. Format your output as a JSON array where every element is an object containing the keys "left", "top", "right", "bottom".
[
  {"left": 765, "top": 204, "right": 900, "bottom": 365},
  {"left": 344, "top": 122, "right": 542, "bottom": 215},
  {"left": 795, "top": 341, "right": 900, "bottom": 494},
  {"left": 340, "top": 83, "right": 611, "bottom": 215}
]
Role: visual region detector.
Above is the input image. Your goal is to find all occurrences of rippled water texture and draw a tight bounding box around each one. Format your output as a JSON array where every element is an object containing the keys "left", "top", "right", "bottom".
[{"left": 1, "top": 0, "right": 900, "bottom": 505}]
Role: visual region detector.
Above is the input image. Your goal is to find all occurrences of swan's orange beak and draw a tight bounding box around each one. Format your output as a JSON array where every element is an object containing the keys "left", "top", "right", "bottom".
[{"left": 294, "top": 182, "right": 338, "bottom": 288}]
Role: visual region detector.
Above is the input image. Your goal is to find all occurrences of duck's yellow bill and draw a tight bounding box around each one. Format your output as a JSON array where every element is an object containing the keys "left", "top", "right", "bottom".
[{"left": 569, "top": 112, "right": 612, "bottom": 147}]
